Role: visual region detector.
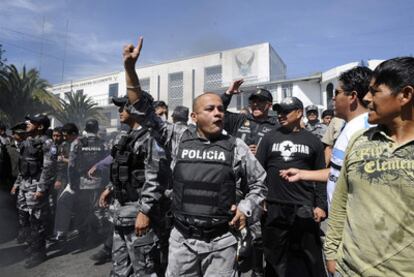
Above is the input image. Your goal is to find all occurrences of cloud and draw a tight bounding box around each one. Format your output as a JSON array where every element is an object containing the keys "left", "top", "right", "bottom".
[{"left": 1, "top": 0, "right": 58, "bottom": 13}]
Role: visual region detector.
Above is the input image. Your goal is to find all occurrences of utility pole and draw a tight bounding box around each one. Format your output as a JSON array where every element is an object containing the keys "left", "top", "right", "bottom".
[{"left": 61, "top": 19, "right": 69, "bottom": 82}]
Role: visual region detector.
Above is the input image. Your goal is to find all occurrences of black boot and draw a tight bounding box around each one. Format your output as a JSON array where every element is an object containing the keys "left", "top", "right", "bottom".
[
  {"left": 90, "top": 248, "right": 111, "bottom": 264},
  {"left": 24, "top": 252, "right": 46, "bottom": 268}
]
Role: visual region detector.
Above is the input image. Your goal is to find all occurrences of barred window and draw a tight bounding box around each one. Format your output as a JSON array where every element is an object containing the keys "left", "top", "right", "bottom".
[
  {"left": 282, "top": 83, "right": 293, "bottom": 98},
  {"left": 140, "top": 78, "right": 150, "bottom": 94},
  {"left": 168, "top": 72, "right": 183, "bottom": 110},
  {"left": 108, "top": 83, "right": 119, "bottom": 104},
  {"left": 204, "top": 65, "right": 222, "bottom": 91}
]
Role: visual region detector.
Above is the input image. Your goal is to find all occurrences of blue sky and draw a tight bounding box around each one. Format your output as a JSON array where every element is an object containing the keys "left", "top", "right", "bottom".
[{"left": 1, "top": 0, "right": 413, "bottom": 85}]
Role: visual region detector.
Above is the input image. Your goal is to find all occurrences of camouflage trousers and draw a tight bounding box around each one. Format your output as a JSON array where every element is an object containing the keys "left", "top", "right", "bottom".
[
  {"left": 17, "top": 179, "right": 49, "bottom": 255},
  {"left": 16, "top": 187, "right": 30, "bottom": 241},
  {"left": 111, "top": 225, "right": 161, "bottom": 277},
  {"left": 165, "top": 227, "right": 238, "bottom": 277}
]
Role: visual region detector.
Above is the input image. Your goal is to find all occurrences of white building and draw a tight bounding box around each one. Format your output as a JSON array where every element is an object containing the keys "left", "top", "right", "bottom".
[{"left": 50, "top": 42, "right": 381, "bottom": 132}]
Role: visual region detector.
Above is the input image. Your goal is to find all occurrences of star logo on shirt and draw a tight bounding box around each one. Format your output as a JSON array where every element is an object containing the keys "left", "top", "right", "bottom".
[{"left": 280, "top": 140, "right": 294, "bottom": 161}]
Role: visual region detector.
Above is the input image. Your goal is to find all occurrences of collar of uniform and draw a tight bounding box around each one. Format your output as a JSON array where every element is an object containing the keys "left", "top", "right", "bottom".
[
  {"left": 246, "top": 113, "right": 277, "bottom": 125},
  {"left": 84, "top": 132, "right": 97, "bottom": 137},
  {"left": 131, "top": 126, "right": 143, "bottom": 131},
  {"left": 189, "top": 127, "right": 229, "bottom": 143}
]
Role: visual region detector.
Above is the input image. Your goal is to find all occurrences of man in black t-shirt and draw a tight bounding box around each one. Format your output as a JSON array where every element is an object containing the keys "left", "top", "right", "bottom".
[{"left": 256, "top": 97, "right": 327, "bottom": 277}]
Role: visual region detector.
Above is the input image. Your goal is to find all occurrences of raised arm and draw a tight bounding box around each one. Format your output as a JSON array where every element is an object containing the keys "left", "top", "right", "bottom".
[{"left": 123, "top": 36, "right": 144, "bottom": 104}]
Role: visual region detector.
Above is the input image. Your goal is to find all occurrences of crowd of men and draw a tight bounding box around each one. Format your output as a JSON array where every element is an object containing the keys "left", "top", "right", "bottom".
[{"left": 0, "top": 36, "right": 413, "bottom": 277}]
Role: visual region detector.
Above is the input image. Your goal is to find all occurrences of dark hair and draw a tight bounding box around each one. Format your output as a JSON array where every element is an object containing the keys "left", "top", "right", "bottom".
[
  {"left": 338, "top": 66, "right": 373, "bottom": 107},
  {"left": 373, "top": 57, "right": 414, "bottom": 94},
  {"left": 53, "top": 126, "right": 63, "bottom": 133},
  {"left": 153, "top": 100, "right": 168, "bottom": 109},
  {"left": 322, "top": 109, "right": 334, "bottom": 118},
  {"left": 62, "top": 123, "right": 79, "bottom": 135}
]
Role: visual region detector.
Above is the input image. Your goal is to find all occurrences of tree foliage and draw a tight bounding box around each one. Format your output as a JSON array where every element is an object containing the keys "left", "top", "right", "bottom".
[
  {"left": 0, "top": 64, "right": 60, "bottom": 126},
  {"left": 53, "top": 90, "right": 105, "bottom": 130}
]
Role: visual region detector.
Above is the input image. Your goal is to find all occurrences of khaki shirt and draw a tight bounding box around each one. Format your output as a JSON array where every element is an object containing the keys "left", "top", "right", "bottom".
[
  {"left": 324, "top": 126, "right": 414, "bottom": 276},
  {"left": 321, "top": 117, "right": 345, "bottom": 146}
]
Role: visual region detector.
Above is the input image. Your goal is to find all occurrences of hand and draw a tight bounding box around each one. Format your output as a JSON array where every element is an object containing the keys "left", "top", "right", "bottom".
[
  {"left": 123, "top": 36, "right": 143, "bottom": 70},
  {"left": 229, "top": 204, "right": 246, "bottom": 230},
  {"left": 262, "top": 201, "right": 267, "bottom": 213},
  {"left": 54, "top": 180, "right": 62, "bottom": 190},
  {"left": 34, "top": 191, "right": 44, "bottom": 200},
  {"left": 279, "top": 168, "right": 302, "bottom": 182},
  {"left": 135, "top": 212, "right": 150, "bottom": 236},
  {"left": 10, "top": 185, "right": 17, "bottom": 195},
  {"left": 226, "top": 79, "right": 244, "bottom": 95},
  {"left": 248, "top": 144, "right": 257, "bottom": 155},
  {"left": 88, "top": 165, "right": 97, "bottom": 179},
  {"left": 326, "top": 260, "right": 336, "bottom": 273},
  {"left": 313, "top": 207, "right": 326, "bottom": 223},
  {"left": 99, "top": 188, "right": 111, "bottom": 208}
]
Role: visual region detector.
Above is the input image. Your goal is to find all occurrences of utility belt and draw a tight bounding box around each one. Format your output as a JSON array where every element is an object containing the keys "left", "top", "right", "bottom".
[
  {"left": 174, "top": 218, "right": 230, "bottom": 242},
  {"left": 113, "top": 184, "right": 141, "bottom": 205}
]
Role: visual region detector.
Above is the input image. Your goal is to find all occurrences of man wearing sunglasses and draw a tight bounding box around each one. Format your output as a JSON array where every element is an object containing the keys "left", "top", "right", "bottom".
[{"left": 256, "top": 97, "right": 327, "bottom": 277}]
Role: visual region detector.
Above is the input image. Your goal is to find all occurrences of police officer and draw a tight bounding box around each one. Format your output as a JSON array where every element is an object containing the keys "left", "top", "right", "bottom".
[
  {"left": 8, "top": 123, "right": 29, "bottom": 243},
  {"left": 221, "top": 82, "right": 279, "bottom": 155},
  {"left": 15, "top": 114, "right": 56, "bottom": 268},
  {"left": 304, "top": 105, "right": 327, "bottom": 139},
  {"left": 69, "top": 119, "right": 107, "bottom": 243},
  {"left": 99, "top": 95, "right": 167, "bottom": 276},
  {"left": 0, "top": 121, "right": 11, "bottom": 190},
  {"left": 123, "top": 36, "right": 267, "bottom": 277}
]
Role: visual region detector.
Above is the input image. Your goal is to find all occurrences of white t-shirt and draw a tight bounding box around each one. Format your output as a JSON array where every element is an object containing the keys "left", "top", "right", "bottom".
[{"left": 327, "top": 113, "right": 372, "bottom": 206}]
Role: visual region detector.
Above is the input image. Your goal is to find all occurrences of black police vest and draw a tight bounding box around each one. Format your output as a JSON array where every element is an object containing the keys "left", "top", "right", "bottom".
[
  {"left": 18, "top": 136, "right": 46, "bottom": 179},
  {"left": 235, "top": 117, "right": 276, "bottom": 146},
  {"left": 110, "top": 129, "right": 147, "bottom": 204},
  {"left": 173, "top": 130, "right": 236, "bottom": 223},
  {"left": 78, "top": 135, "right": 106, "bottom": 176}
]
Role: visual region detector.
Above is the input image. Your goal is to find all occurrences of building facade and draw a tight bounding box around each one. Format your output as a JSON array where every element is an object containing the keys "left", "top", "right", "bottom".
[{"left": 50, "top": 42, "right": 381, "bottom": 132}]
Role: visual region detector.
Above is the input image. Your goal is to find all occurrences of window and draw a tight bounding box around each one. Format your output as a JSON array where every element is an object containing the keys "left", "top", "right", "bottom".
[
  {"left": 282, "top": 83, "right": 293, "bottom": 98},
  {"left": 108, "top": 83, "right": 119, "bottom": 98},
  {"left": 76, "top": 89, "right": 84, "bottom": 95},
  {"left": 168, "top": 72, "right": 183, "bottom": 110},
  {"left": 326, "top": 83, "right": 334, "bottom": 105},
  {"left": 140, "top": 78, "right": 150, "bottom": 94},
  {"left": 204, "top": 65, "right": 222, "bottom": 91},
  {"left": 64, "top": 92, "right": 70, "bottom": 101},
  {"left": 108, "top": 83, "right": 119, "bottom": 104}
]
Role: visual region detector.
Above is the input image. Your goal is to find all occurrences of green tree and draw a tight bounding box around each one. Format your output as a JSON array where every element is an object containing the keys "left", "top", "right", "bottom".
[
  {"left": 53, "top": 90, "right": 105, "bottom": 130},
  {"left": 0, "top": 64, "right": 60, "bottom": 126}
]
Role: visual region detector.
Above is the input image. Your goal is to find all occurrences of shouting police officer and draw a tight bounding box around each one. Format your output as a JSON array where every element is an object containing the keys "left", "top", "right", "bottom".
[{"left": 123, "top": 36, "right": 267, "bottom": 277}]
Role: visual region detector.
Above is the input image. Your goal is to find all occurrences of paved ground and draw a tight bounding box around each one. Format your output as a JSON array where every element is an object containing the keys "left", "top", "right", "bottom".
[
  {"left": 0, "top": 239, "right": 111, "bottom": 277},
  {"left": 0, "top": 191, "right": 111, "bottom": 277}
]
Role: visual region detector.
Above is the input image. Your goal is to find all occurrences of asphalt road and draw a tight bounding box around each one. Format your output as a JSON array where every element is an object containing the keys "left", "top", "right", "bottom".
[{"left": 0, "top": 190, "right": 111, "bottom": 277}]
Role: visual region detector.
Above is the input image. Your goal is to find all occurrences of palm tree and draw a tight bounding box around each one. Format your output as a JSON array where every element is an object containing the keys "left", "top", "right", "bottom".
[
  {"left": 53, "top": 90, "right": 106, "bottom": 130},
  {"left": 0, "top": 65, "right": 60, "bottom": 126}
]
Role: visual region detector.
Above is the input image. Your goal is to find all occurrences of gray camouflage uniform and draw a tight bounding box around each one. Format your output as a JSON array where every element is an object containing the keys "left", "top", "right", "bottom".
[
  {"left": 16, "top": 134, "right": 57, "bottom": 255},
  {"left": 110, "top": 126, "right": 167, "bottom": 277},
  {"left": 130, "top": 92, "right": 267, "bottom": 277},
  {"left": 305, "top": 120, "right": 327, "bottom": 140}
]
